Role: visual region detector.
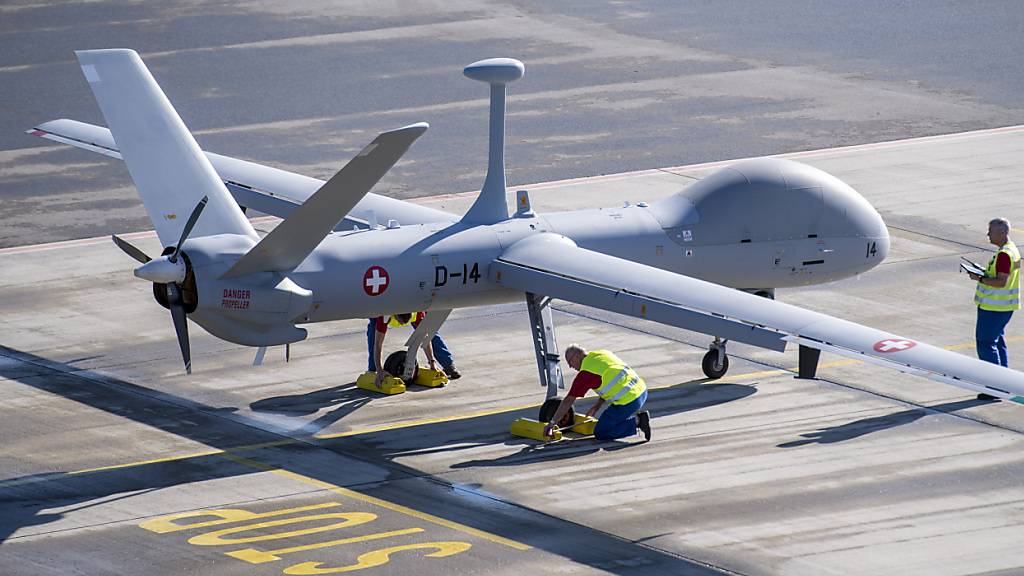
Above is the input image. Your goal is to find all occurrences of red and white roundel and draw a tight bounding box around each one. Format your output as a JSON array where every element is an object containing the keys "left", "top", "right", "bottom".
[
  {"left": 363, "top": 266, "right": 389, "bottom": 296},
  {"left": 873, "top": 338, "right": 917, "bottom": 353}
]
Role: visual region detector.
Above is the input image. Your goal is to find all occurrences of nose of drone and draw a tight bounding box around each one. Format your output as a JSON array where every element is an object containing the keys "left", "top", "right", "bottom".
[{"left": 463, "top": 58, "right": 524, "bottom": 84}]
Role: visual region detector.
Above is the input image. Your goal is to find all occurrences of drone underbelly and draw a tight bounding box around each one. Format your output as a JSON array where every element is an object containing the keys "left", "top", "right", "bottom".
[{"left": 675, "top": 235, "right": 885, "bottom": 288}]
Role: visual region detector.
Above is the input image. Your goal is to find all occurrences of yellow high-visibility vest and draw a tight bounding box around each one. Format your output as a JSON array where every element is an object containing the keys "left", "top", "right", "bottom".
[
  {"left": 580, "top": 350, "right": 647, "bottom": 405},
  {"left": 975, "top": 241, "right": 1021, "bottom": 312},
  {"left": 387, "top": 313, "right": 420, "bottom": 328}
]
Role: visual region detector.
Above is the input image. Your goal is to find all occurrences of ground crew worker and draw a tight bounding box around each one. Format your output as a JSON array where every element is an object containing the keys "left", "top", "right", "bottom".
[
  {"left": 967, "top": 218, "right": 1020, "bottom": 374},
  {"left": 367, "top": 313, "right": 460, "bottom": 386},
  {"left": 544, "top": 344, "right": 651, "bottom": 441}
]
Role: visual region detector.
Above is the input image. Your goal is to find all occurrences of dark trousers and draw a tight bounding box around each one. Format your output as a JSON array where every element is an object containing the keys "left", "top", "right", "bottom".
[
  {"left": 594, "top": 389, "right": 647, "bottom": 440},
  {"left": 366, "top": 319, "right": 454, "bottom": 372},
  {"left": 976, "top": 308, "right": 1013, "bottom": 367}
]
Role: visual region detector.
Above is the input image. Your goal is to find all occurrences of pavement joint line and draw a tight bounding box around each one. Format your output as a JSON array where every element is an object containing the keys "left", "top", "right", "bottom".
[
  {"left": 218, "top": 452, "right": 532, "bottom": 551},
  {"left": 886, "top": 224, "right": 991, "bottom": 252}
]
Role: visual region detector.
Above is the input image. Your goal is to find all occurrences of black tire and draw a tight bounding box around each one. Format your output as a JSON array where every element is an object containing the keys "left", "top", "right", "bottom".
[
  {"left": 701, "top": 350, "right": 729, "bottom": 379},
  {"left": 538, "top": 397, "right": 575, "bottom": 429},
  {"left": 383, "top": 350, "right": 418, "bottom": 384}
]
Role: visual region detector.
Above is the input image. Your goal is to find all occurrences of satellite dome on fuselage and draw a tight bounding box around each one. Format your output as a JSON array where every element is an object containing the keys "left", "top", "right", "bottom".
[{"left": 650, "top": 157, "right": 886, "bottom": 246}]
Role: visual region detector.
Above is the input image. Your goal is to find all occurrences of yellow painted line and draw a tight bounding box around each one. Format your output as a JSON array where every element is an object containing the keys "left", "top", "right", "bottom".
[
  {"left": 220, "top": 453, "right": 532, "bottom": 551},
  {"left": 66, "top": 439, "right": 294, "bottom": 475},
  {"left": 68, "top": 449, "right": 225, "bottom": 475},
  {"left": 313, "top": 403, "right": 539, "bottom": 440}
]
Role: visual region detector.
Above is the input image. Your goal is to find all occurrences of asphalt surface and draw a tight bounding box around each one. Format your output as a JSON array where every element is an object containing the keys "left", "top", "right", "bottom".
[
  {"left": 2, "top": 1, "right": 1023, "bottom": 246},
  {"left": 4, "top": 3, "right": 1024, "bottom": 576}
]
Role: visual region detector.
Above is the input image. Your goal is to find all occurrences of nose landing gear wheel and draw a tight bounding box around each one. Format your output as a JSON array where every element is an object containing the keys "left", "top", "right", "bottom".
[
  {"left": 383, "top": 350, "right": 419, "bottom": 384},
  {"left": 539, "top": 397, "right": 575, "bottom": 429},
  {"left": 702, "top": 349, "right": 729, "bottom": 379}
]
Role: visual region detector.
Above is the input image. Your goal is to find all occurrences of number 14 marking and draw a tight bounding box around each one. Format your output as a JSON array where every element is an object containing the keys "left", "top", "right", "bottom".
[{"left": 434, "top": 263, "right": 481, "bottom": 287}]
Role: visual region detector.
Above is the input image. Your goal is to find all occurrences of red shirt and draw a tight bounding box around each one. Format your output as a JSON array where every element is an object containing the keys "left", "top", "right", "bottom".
[
  {"left": 374, "top": 312, "right": 425, "bottom": 334},
  {"left": 995, "top": 251, "right": 1011, "bottom": 275},
  {"left": 568, "top": 370, "right": 601, "bottom": 397}
]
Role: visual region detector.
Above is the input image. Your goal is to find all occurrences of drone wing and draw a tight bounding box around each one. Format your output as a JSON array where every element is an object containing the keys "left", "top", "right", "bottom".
[
  {"left": 28, "top": 118, "right": 458, "bottom": 228},
  {"left": 491, "top": 233, "right": 1024, "bottom": 403}
]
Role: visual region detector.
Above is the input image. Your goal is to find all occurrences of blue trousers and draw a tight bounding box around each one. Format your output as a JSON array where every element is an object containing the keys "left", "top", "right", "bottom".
[
  {"left": 594, "top": 389, "right": 647, "bottom": 440},
  {"left": 976, "top": 308, "right": 1013, "bottom": 367},
  {"left": 366, "top": 319, "right": 454, "bottom": 372}
]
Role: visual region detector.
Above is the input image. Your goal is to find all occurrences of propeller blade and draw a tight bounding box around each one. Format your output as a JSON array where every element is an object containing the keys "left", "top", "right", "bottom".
[
  {"left": 167, "top": 283, "right": 192, "bottom": 374},
  {"left": 112, "top": 234, "right": 151, "bottom": 264},
  {"left": 169, "top": 196, "right": 208, "bottom": 264}
]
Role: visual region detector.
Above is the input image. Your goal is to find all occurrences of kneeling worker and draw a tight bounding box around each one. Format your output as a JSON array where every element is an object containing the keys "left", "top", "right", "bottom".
[
  {"left": 367, "top": 313, "right": 460, "bottom": 386},
  {"left": 544, "top": 344, "right": 651, "bottom": 441}
]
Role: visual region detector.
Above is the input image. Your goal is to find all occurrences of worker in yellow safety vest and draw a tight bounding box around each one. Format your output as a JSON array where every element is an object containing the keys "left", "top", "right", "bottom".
[
  {"left": 967, "top": 218, "right": 1020, "bottom": 381},
  {"left": 367, "top": 312, "right": 460, "bottom": 386},
  {"left": 544, "top": 344, "right": 651, "bottom": 441}
]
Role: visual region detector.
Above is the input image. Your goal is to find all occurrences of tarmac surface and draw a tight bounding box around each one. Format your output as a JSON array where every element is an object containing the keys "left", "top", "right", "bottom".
[
  {"left": 3, "top": 126, "right": 1024, "bottom": 575},
  {"left": 4, "top": 2, "right": 1024, "bottom": 575}
]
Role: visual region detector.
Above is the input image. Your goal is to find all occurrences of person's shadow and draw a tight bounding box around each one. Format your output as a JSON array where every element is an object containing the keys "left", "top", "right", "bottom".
[{"left": 778, "top": 398, "right": 992, "bottom": 448}]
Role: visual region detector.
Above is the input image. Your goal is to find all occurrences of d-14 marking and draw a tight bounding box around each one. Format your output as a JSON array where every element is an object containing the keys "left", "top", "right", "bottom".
[{"left": 434, "top": 263, "right": 481, "bottom": 287}]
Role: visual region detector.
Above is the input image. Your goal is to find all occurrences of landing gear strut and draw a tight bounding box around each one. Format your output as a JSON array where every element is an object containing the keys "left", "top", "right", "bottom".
[
  {"left": 702, "top": 337, "right": 729, "bottom": 379},
  {"left": 526, "top": 292, "right": 564, "bottom": 399}
]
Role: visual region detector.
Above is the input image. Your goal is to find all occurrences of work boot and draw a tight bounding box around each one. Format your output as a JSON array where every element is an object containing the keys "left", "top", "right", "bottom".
[
  {"left": 636, "top": 411, "right": 651, "bottom": 441},
  {"left": 443, "top": 364, "right": 462, "bottom": 380}
]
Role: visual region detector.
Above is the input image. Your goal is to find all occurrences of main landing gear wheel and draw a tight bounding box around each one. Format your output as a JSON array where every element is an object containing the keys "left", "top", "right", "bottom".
[
  {"left": 702, "top": 349, "right": 729, "bottom": 379},
  {"left": 383, "top": 350, "right": 418, "bottom": 384},
  {"left": 539, "top": 397, "right": 575, "bottom": 429}
]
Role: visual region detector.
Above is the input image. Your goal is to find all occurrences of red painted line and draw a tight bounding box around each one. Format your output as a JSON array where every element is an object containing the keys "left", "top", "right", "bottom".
[{"left": 4, "top": 124, "right": 1022, "bottom": 255}]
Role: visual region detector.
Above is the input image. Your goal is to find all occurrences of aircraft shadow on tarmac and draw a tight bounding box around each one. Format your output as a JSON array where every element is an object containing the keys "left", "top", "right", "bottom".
[
  {"left": 0, "top": 346, "right": 730, "bottom": 575},
  {"left": 776, "top": 398, "right": 993, "bottom": 448},
  {"left": 339, "top": 380, "right": 758, "bottom": 469},
  {"left": 250, "top": 382, "right": 374, "bottom": 433}
]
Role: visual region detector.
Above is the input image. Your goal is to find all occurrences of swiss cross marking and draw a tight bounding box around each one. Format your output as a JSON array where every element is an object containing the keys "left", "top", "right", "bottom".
[
  {"left": 873, "top": 339, "right": 917, "bottom": 353},
  {"left": 363, "top": 266, "right": 389, "bottom": 296}
]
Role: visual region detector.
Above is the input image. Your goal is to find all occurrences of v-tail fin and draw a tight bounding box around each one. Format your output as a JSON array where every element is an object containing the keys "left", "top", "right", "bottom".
[{"left": 76, "top": 49, "right": 256, "bottom": 246}]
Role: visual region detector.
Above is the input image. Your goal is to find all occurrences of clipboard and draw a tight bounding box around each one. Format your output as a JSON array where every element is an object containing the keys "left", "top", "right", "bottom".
[{"left": 960, "top": 257, "right": 987, "bottom": 277}]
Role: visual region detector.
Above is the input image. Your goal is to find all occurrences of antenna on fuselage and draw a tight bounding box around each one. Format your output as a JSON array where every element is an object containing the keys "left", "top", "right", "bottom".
[{"left": 459, "top": 58, "right": 524, "bottom": 224}]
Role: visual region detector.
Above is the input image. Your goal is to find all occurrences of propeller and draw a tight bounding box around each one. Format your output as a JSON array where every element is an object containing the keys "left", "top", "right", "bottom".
[{"left": 111, "top": 196, "right": 208, "bottom": 374}]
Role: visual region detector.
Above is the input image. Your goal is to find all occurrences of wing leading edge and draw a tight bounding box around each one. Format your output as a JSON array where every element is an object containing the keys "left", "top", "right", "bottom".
[
  {"left": 492, "top": 233, "right": 1024, "bottom": 403},
  {"left": 28, "top": 118, "right": 458, "bottom": 229}
]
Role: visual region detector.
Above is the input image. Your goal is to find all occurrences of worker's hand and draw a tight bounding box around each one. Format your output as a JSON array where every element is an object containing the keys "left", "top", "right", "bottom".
[
  {"left": 969, "top": 272, "right": 981, "bottom": 281},
  {"left": 428, "top": 359, "right": 437, "bottom": 371},
  {"left": 543, "top": 423, "right": 556, "bottom": 438},
  {"left": 374, "top": 370, "right": 387, "bottom": 388},
  {"left": 585, "top": 404, "right": 600, "bottom": 418}
]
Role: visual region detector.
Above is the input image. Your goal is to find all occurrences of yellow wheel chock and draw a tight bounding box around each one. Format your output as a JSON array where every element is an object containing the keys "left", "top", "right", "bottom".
[
  {"left": 356, "top": 371, "right": 406, "bottom": 395},
  {"left": 509, "top": 414, "right": 598, "bottom": 442},
  {"left": 413, "top": 368, "right": 448, "bottom": 388}
]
